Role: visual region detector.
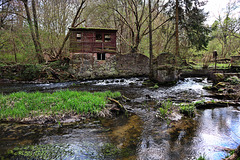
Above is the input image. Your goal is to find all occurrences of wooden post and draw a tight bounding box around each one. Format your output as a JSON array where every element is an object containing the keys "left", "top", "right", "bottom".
[{"left": 213, "top": 50, "right": 218, "bottom": 72}]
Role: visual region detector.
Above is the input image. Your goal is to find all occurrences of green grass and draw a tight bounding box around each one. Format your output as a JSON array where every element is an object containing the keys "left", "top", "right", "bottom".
[
  {"left": 191, "top": 62, "right": 230, "bottom": 70},
  {"left": 158, "top": 100, "right": 173, "bottom": 119},
  {"left": 0, "top": 90, "right": 121, "bottom": 119},
  {"left": 196, "top": 154, "right": 208, "bottom": 160},
  {"left": 179, "top": 103, "right": 196, "bottom": 117}
]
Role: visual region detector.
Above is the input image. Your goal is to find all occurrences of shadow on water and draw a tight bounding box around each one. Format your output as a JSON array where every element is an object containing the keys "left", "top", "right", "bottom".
[{"left": 0, "top": 77, "right": 240, "bottom": 159}]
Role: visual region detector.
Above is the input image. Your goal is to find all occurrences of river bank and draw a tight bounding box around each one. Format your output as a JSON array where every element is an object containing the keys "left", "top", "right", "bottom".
[{"left": 0, "top": 90, "right": 125, "bottom": 124}]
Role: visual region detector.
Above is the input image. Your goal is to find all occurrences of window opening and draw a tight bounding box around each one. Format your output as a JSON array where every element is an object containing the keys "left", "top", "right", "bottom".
[
  {"left": 96, "top": 33, "right": 102, "bottom": 42},
  {"left": 77, "top": 33, "right": 81, "bottom": 41},
  {"left": 104, "top": 34, "right": 111, "bottom": 42},
  {"left": 97, "top": 53, "right": 106, "bottom": 60}
]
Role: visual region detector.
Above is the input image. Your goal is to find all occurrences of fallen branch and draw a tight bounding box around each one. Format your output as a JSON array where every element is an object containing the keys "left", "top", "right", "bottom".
[
  {"left": 122, "top": 95, "right": 131, "bottom": 102},
  {"left": 224, "top": 145, "right": 240, "bottom": 160},
  {"left": 108, "top": 98, "right": 127, "bottom": 112}
]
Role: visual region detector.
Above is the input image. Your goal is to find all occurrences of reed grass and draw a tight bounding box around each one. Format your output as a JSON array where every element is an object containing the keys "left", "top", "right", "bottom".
[{"left": 0, "top": 90, "right": 121, "bottom": 119}]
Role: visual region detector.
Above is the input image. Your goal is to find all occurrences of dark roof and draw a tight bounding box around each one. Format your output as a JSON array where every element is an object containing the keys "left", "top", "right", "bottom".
[{"left": 69, "top": 27, "right": 117, "bottom": 32}]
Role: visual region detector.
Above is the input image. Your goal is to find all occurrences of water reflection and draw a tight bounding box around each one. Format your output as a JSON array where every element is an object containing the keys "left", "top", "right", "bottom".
[{"left": 192, "top": 107, "right": 240, "bottom": 160}]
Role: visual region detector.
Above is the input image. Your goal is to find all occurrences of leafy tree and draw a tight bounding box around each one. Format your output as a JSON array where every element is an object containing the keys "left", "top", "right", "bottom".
[
  {"left": 211, "top": 0, "right": 240, "bottom": 57},
  {"left": 166, "top": 0, "right": 210, "bottom": 54}
]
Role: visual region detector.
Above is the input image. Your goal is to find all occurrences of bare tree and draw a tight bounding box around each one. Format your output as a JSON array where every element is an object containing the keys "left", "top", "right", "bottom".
[
  {"left": 57, "top": 0, "right": 86, "bottom": 58},
  {"left": 105, "top": 0, "right": 170, "bottom": 53},
  {"left": 175, "top": 0, "right": 179, "bottom": 57},
  {"left": 149, "top": 0, "right": 153, "bottom": 78},
  {"left": 20, "top": 0, "right": 44, "bottom": 63}
]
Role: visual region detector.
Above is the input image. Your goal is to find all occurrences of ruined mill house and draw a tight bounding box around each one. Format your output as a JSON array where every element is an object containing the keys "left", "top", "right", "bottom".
[
  {"left": 68, "top": 27, "right": 150, "bottom": 80},
  {"left": 69, "top": 27, "right": 117, "bottom": 60}
]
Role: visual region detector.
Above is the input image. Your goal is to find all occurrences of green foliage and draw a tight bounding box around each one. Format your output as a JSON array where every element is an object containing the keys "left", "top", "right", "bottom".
[
  {"left": 7, "top": 144, "right": 73, "bottom": 159},
  {"left": 158, "top": 100, "right": 173, "bottom": 119},
  {"left": 179, "top": 103, "right": 195, "bottom": 117},
  {"left": 166, "top": 0, "right": 210, "bottom": 51},
  {"left": 22, "top": 64, "right": 43, "bottom": 80},
  {"left": 196, "top": 154, "right": 208, "bottom": 160},
  {"left": 226, "top": 76, "right": 240, "bottom": 85},
  {"left": 194, "top": 99, "right": 205, "bottom": 106},
  {"left": 202, "top": 86, "right": 212, "bottom": 90},
  {"left": 150, "top": 83, "right": 159, "bottom": 89},
  {"left": 224, "top": 150, "right": 239, "bottom": 159},
  {"left": 0, "top": 90, "right": 121, "bottom": 119}
]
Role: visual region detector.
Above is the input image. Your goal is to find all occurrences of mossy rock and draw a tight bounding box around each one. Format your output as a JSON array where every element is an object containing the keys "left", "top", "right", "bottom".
[
  {"left": 226, "top": 76, "right": 240, "bottom": 85},
  {"left": 218, "top": 88, "right": 224, "bottom": 93},
  {"left": 203, "top": 85, "right": 213, "bottom": 90},
  {"left": 214, "top": 82, "right": 226, "bottom": 88},
  {"left": 213, "top": 73, "right": 225, "bottom": 82}
]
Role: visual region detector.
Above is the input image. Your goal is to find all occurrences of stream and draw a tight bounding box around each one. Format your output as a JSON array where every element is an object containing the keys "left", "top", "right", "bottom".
[{"left": 0, "top": 77, "right": 240, "bottom": 160}]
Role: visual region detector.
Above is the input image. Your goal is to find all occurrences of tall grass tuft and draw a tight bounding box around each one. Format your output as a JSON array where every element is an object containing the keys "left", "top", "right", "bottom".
[{"left": 0, "top": 90, "right": 121, "bottom": 119}]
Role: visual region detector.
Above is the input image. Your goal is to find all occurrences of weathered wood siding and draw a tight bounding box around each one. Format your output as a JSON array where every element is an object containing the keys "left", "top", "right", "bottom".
[{"left": 69, "top": 28, "right": 117, "bottom": 53}]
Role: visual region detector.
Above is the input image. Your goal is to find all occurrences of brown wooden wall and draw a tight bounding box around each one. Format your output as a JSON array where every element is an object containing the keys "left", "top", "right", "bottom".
[{"left": 69, "top": 28, "right": 117, "bottom": 53}]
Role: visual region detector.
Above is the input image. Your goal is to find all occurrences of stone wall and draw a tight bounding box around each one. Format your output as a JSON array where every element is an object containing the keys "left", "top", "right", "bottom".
[
  {"left": 69, "top": 53, "right": 149, "bottom": 79},
  {"left": 152, "top": 53, "right": 179, "bottom": 84},
  {"left": 116, "top": 53, "right": 149, "bottom": 77},
  {"left": 0, "top": 64, "right": 43, "bottom": 81}
]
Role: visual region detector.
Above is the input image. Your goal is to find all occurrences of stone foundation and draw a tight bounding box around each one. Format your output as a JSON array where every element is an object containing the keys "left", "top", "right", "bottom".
[
  {"left": 152, "top": 53, "right": 180, "bottom": 84},
  {"left": 69, "top": 53, "right": 149, "bottom": 79}
]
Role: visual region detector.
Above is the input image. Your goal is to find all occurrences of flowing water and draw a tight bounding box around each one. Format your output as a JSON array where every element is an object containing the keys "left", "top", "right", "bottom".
[{"left": 0, "top": 78, "right": 240, "bottom": 160}]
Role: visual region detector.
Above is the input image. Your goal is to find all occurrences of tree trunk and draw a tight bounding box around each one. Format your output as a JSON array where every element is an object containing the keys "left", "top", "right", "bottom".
[
  {"left": 175, "top": 0, "right": 179, "bottom": 58},
  {"left": 22, "top": 0, "right": 44, "bottom": 63},
  {"left": 32, "top": 0, "right": 44, "bottom": 63},
  {"left": 149, "top": 0, "right": 153, "bottom": 79}
]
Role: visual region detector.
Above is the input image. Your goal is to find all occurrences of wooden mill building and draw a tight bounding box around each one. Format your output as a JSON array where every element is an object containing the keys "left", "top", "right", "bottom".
[{"left": 69, "top": 27, "right": 117, "bottom": 61}]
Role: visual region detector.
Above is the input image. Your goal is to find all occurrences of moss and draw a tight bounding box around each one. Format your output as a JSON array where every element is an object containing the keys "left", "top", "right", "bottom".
[
  {"left": 214, "top": 82, "right": 226, "bottom": 88},
  {"left": 7, "top": 144, "right": 73, "bottom": 159},
  {"left": 149, "top": 83, "right": 159, "bottom": 89},
  {"left": 213, "top": 73, "right": 225, "bottom": 82},
  {"left": 22, "top": 64, "right": 43, "bottom": 81},
  {"left": 157, "top": 64, "right": 175, "bottom": 70},
  {"left": 203, "top": 85, "right": 213, "bottom": 90},
  {"left": 218, "top": 88, "right": 224, "bottom": 92},
  {"left": 226, "top": 76, "right": 240, "bottom": 85}
]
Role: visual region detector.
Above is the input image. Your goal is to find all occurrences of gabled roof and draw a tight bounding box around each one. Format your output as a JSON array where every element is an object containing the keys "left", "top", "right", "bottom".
[{"left": 69, "top": 27, "right": 117, "bottom": 32}]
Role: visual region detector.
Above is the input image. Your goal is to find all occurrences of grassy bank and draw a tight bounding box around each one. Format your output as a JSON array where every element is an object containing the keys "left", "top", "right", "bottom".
[{"left": 0, "top": 90, "right": 121, "bottom": 120}]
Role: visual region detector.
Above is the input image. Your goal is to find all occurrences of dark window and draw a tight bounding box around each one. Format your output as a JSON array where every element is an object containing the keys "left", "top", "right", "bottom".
[
  {"left": 96, "top": 33, "right": 102, "bottom": 42},
  {"left": 104, "top": 34, "right": 111, "bottom": 42},
  {"left": 97, "top": 53, "right": 106, "bottom": 60},
  {"left": 77, "top": 33, "right": 81, "bottom": 41}
]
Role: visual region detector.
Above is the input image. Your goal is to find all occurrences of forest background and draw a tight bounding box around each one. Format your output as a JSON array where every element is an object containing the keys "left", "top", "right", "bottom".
[{"left": 0, "top": 0, "right": 239, "bottom": 68}]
